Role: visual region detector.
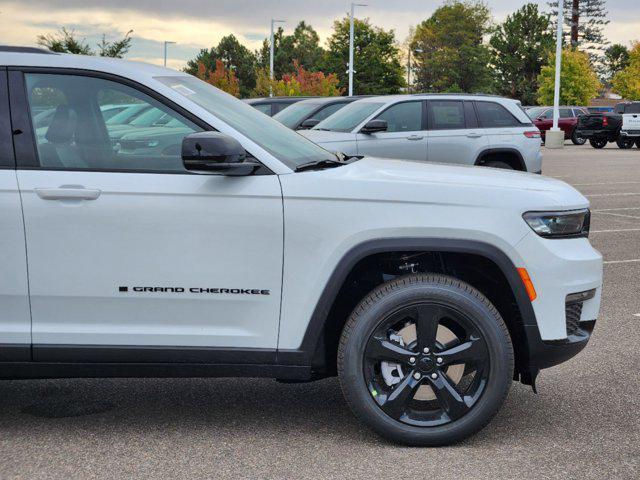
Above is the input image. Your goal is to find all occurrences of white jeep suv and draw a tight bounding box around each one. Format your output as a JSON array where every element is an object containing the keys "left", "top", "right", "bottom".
[
  {"left": 0, "top": 47, "right": 601, "bottom": 446},
  {"left": 300, "top": 94, "right": 543, "bottom": 173}
]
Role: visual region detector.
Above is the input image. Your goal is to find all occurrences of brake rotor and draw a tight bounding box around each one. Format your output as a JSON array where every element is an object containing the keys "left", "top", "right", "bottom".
[{"left": 380, "top": 323, "right": 465, "bottom": 401}]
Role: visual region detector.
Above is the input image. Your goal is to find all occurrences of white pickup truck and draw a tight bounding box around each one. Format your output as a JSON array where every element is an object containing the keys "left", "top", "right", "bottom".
[
  {"left": 619, "top": 102, "right": 640, "bottom": 148},
  {"left": 0, "top": 47, "right": 603, "bottom": 446}
]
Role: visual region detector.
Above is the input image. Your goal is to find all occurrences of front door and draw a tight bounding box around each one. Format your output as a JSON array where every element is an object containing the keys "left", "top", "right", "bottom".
[
  {"left": 10, "top": 70, "right": 284, "bottom": 362},
  {"left": 356, "top": 100, "right": 427, "bottom": 161}
]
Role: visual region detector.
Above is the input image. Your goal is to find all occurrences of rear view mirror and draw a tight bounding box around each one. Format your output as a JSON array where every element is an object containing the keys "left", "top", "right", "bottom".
[
  {"left": 299, "top": 118, "right": 320, "bottom": 130},
  {"left": 360, "top": 119, "right": 388, "bottom": 134},
  {"left": 182, "top": 132, "right": 258, "bottom": 176}
]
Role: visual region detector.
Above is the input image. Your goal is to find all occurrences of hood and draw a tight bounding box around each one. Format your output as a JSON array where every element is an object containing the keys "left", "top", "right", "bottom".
[
  {"left": 289, "top": 157, "right": 588, "bottom": 212},
  {"left": 299, "top": 129, "right": 355, "bottom": 144}
]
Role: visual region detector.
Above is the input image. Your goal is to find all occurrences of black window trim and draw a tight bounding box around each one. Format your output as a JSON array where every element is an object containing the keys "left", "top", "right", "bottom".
[
  {"left": 368, "top": 99, "right": 427, "bottom": 133},
  {"left": 473, "top": 100, "right": 528, "bottom": 128},
  {"left": 426, "top": 99, "right": 467, "bottom": 131},
  {"left": 0, "top": 67, "right": 15, "bottom": 169},
  {"left": 7, "top": 66, "right": 273, "bottom": 175}
]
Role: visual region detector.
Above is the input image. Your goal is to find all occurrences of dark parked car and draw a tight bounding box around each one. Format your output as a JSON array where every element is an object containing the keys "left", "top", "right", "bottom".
[
  {"left": 273, "top": 96, "right": 368, "bottom": 130},
  {"left": 526, "top": 106, "right": 589, "bottom": 145},
  {"left": 243, "top": 96, "right": 316, "bottom": 116},
  {"left": 576, "top": 102, "right": 638, "bottom": 149}
]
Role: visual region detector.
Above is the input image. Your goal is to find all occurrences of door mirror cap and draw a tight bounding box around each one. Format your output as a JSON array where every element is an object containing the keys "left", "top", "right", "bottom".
[
  {"left": 299, "top": 118, "right": 320, "bottom": 130},
  {"left": 182, "top": 132, "right": 258, "bottom": 176},
  {"left": 360, "top": 119, "right": 388, "bottom": 134}
]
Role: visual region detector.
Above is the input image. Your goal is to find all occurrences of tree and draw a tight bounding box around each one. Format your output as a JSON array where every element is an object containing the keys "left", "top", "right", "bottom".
[
  {"left": 185, "top": 35, "right": 257, "bottom": 98},
  {"left": 195, "top": 60, "right": 240, "bottom": 97},
  {"left": 256, "top": 21, "right": 324, "bottom": 77},
  {"left": 604, "top": 43, "right": 630, "bottom": 80},
  {"left": 537, "top": 48, "right": 601, "bottom": 105},
  {"left": 611, "top": 42, "right": 640, "bottom": 100},
  {"left": 252, "top": 62, "right": 342, "bottom": 97},
  {"left": 490, "top": 4, "right": 554, "bottom": 105},
  {"left": 37, "top": 27, "right": 133, "bottom": 58},
  {"left": 322, "top": 17, "right": 405, "bottom": 95},
  {"left": 411, "top": 1, "right": 493, "bottom": 93},
  {"left": 547, "top": 0, "right": 609, "bottom": 67}
]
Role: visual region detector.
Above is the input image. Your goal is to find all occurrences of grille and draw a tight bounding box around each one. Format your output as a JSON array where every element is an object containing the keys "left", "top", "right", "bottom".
[{"left": 565, "top": 302, "right": 583, "bottom": 336}]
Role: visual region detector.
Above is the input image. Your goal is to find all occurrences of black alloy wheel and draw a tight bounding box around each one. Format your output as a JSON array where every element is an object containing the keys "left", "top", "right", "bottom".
[
  {"left": 589, "top": 138, "right": 608, "bottom": 149},
  {"left": 571, "top": 129, "right": 587, "bottom": 145},
  {"left": 616, "top": 138, "right": 635, "bottom": 149},
  {"left": 338, "top": 274, "right": 513, "bottom": 446}
]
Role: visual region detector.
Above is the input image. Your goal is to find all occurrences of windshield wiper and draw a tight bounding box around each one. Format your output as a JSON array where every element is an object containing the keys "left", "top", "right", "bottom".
[{"left": 295, "top": 158, "right": 345, "bottom": 172}]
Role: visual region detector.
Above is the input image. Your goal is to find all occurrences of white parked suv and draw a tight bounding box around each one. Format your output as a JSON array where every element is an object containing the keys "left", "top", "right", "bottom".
[
  {"left": 619, "top": 101, "right": 640, "bottom": 147},
  {"left": 300, "top": 94, "right": 543, "bottom": 173},
  {"left": 0, "top": 47, "right": 601, "bottom": 446}
]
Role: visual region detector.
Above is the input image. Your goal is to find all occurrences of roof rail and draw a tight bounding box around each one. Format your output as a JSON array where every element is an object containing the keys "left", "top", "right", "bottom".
[{"left": 0, "top": 46, "right": 56, "bottom": 54}]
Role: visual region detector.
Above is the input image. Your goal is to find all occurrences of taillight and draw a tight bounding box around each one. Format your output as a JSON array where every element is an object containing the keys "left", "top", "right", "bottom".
[
  {"left": 602, "top": 116, "right": 609, "bottom": 127},
  {"left": 524, "top": 131, "right": 541, "bottom": 138}
]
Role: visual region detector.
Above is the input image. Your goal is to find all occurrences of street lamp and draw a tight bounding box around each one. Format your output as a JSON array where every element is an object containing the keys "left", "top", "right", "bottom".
[
  {"left": 547, "top": 0, "right": 565, "bottom": 149},
  {"left": 348, "top": 3, "right": 367, "bottom": 96},
  {"left": 163, "top": 41, "right": 176, "bottom": 68},
  {"left": 408, "top": 47, "right": 423, "bottom": 93},
  {"left": 270, "top": 18, "right": 286, "bottom": 97}
]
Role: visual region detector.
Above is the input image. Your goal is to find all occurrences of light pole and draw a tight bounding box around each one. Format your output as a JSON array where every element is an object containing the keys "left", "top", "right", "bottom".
[
  {"left": 348, "top": 3, "right": 367, "bottom": 96},
  {"left": 270, "top": 19, "right": 286, "bottom": 97},
  {"left": 407, "top": 47, "right": 423, "bottom": 93},
  {"left": 163, "top": 41, "right": 176, "bottom": 67},
  {"left": 547, "top": 1, "right": 565, "bottom": 149}
]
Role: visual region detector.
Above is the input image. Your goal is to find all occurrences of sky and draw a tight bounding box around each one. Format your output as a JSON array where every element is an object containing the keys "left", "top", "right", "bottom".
[{"left": 0, "top": 0, "right": 638, "bottom": 71}]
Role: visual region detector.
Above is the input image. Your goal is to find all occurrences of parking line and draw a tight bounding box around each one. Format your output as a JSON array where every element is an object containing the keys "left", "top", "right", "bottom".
[
  {"left": 573, "top": 181, "right": 640, "bottom": 186},
  {"left": 604, "top": 259, "right": 640, "bottom": 265},
  {"left": 591, "top": 228, "right": 640, "bottom": 233},
  {"left": 592, "top": 211, "right": 640, "bottom": 219},
  {"left": 586, "top": 193, "right": 640, "bottom": 197},
  {"left": 592, "top": 207, "right": 640, "bottom": 212}
]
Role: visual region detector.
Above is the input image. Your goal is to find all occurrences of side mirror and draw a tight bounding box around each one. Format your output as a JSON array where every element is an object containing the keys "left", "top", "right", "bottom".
[
  {"left": 360, "top": 119, "right": 388, "bottom": 134},
  {"left": 298, "top": 118, "right": 320, "bottom": 130},
  {"left": 182, "top": 132, "right": 258, "bottom": 176}
]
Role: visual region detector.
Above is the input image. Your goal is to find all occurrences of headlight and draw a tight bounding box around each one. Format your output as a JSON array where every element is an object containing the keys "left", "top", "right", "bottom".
[{"left": 523, "top": 209, "right": 590, "bottom": 238}]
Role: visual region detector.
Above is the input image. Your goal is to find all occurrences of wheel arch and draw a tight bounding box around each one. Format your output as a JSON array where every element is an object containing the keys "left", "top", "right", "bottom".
[
  {"left": 475, "top": 148, "right": 526, "bottom": 171},
  {"left": 277, "top": 238, "right": 538, "bottom": 382}
]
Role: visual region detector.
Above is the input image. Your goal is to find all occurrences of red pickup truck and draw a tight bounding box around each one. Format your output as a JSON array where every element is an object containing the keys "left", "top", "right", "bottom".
[{"left": 526, "top": 106, "right": 589, "bottom": 145}]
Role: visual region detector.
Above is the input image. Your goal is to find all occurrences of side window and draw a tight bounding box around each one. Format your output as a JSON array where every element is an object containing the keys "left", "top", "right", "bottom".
[
  {"left": 314, "top": 102, "right": 347, "bottom": 121},
  {"left": 541, "top": 109, "right": 553, "bottom": 119},
  {"left": 559, "top": 108, "right": 573, "bottom": 118},
  {"left": 374, "top": 101, "right": 422, "bottom": 132},
  {"left": 475, "top": 102, "right": 520, "bottom": 128},
  {"left": 428, "top": 100, "right": 465, "bottom": 130},
  {"left": 25, "top": 73, "right": 202, "bottom": 172},
  {"left": 253, "top": 103, "right": 272, "bottom": 115}
]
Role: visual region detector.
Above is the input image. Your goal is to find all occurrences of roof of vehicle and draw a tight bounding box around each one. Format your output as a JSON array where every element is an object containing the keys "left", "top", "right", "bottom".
[
  {"left": 243, "top": 96, "right": 317, "bottom": 105},
  {"left": 0, "top": 47, "right": 186, "bottom": 81},
  {"left": 289, "top": 95, "right": 372, "bottom": 106},
  {"left": 352, "top": 93, "right": 521, "bottom": 104}
]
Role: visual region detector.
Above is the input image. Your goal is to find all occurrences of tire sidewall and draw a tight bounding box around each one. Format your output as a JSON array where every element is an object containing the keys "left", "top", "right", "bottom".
[{"left": 339, "top": 277, "right": 513, "bottom": 446}]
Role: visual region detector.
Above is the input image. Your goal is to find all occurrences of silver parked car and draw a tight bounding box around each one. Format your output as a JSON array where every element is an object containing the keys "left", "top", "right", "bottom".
[{"left": 300, "top": 94, "right": 543, "bottom": 173}]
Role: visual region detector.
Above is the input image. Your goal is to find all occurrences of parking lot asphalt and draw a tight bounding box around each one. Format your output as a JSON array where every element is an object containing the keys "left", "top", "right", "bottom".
[{"left": 1, "top": 143, "right": 639, "bottom": 480}]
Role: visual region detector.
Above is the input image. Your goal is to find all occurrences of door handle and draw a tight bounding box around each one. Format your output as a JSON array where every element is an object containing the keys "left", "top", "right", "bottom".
[
  {"left": 407, "top": 135, "right": 424, "bottom": 141},
  {"left": 35, "top": 186, "right": 101, "bottom": 201},
  {"left": 466, "top": 132, "right": 483, "bottom": 138}
]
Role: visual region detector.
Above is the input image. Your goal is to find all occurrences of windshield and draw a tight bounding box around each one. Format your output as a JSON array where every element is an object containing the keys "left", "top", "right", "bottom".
[
  {"left": 155, "top": 76, "right": 334, "bottom": 169},
  {"left": 526, "top": 107, "right": 546, "bottom": 119},
  {"left": 273, "top": 102, "right": 321, "bottom": 128},
  {"left": 314, "top": 102, "right": 384, "bottom": 132}
]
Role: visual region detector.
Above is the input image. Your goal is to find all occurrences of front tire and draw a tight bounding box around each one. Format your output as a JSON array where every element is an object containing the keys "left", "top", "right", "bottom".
[
  {"left": 616, "top": 138, "right": 635, "bottom": 149},
  {"left": 589, "top": 138, "right": 607, "bottom": 149},
  {"left": 337, "top": 274, "right": 514, "bottom": 446},
  {"left": 483, "top": 160, "right": 513, "bottom": 170},
  {"left": 636, "top": 139, "right": 640, "bottom": 149},
  {"left": 571, "top": 129, "right": 586, "bottom": 145}
]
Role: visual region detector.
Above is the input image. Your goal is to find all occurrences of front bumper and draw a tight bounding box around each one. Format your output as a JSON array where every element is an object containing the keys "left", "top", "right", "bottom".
[{"left": 525, "top": 317, "right": 595, "bottom": 370}]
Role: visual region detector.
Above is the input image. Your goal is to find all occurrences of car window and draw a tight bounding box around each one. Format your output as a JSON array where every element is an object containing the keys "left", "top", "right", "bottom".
[
  {"left": 428, "top": 100, "right": 465, "bottom": 130},
  {"left": 559, "top": 108, "right": 573, "bottom": 118},
  {"left": 625, "top": 103, "right": 640, "bottom": 114},
  {"left": 314, "top": 102, "right": 348, "bottom": 121},
  {"left": 313, "top": 101, "right": 384, "bottom": 132},
  {"left": 25, "top": 73, "right": 202, "bottom": 172},
  {"left": 273, "top": 102, "right": 320, "bottom": 128},
  {"left": 374, "top": 101, "right": 422, "bottom": 132},
  {"left": 253, "top": 103, "right": 272, "bottom": 115},
  {"left": 475, "top": 101, "right": 520, "bottom": 127},
  {"left": 526, "top": 107, "right": 546, "bottom": 120},
  {"left": 572, "top": 108, "right": 586, "bottom": 117}
]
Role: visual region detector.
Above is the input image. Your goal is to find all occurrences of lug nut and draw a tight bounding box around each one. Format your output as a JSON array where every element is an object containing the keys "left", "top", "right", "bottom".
[
  {"left": 437, "top": 357, "right": 443, "bottom": 364},
  {"left": 413, "top": 372, "right": 421, "bottom": 380},
  {"left": 431, "top": 373, "right": 438, "bottom": 379},
  {"left": 423, "top": 347, "right": 430, "bottom": 354},
  {"left": 409, "top": 357, "right": 416, "bottom": 364}
]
